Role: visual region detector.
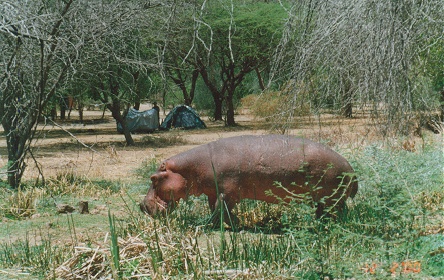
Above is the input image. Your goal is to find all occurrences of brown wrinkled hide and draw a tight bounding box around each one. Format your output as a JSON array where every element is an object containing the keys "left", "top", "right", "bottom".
[{"left": 140, "top": 135, "right": 358, "bottom": 221}]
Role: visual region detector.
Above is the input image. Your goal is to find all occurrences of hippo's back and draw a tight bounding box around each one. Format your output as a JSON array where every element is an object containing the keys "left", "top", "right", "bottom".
[{"left": 207, "top": 135, "right": 352, "bottom": 172}]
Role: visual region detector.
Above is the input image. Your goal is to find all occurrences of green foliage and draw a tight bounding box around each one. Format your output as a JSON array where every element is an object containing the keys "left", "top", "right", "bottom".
[
  {"left": 424, "top": 38, "right": 444, "bottom": 92},
  {"left": 204, "top": 1, "right": 286, "bottom": 63},
  {"left": 193, "top": 84, "right": 213, "bottom": 112},
  {"left": 353, "top": 143, "right": 442, "bottom": 225}
]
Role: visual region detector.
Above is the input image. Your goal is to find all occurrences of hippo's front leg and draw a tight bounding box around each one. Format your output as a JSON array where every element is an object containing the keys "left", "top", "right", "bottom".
[{"left": 208, "top": 193, "right": 239, "bottom": 228}]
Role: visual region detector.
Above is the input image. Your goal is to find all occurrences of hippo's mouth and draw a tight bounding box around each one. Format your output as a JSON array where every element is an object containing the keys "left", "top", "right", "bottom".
[
  {"left": 154, "top": 195, "right": 168, "bottom": 212},
  {"left": 140, "top": 194, "right": 169, "bottom": 216}
]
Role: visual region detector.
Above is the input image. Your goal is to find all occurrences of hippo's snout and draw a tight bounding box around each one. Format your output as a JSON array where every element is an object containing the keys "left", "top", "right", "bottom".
[
  {"left": 140, "top": 190, "right": 169, "bottom": 216},
  {"left": 139, "top": 199, "right": 161, "bottom": 216}
]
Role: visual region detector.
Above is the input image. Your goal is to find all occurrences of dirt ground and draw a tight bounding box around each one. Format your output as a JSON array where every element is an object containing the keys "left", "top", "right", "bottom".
[{"left": 0, "top": 104, "right": 434, "bottom": 184}]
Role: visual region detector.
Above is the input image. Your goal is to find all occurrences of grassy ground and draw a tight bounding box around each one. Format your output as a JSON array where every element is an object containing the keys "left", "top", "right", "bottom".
[{"left": 0, "top": 128, "right": 443, "bottom": 279}]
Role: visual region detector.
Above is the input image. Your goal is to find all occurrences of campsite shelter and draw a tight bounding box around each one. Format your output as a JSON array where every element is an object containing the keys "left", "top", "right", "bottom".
[
  {"left": 117, "top": 107, "right": 159, "bottom": 133},
  {"left": 160, "top": 105, "right": 206, "bottom": 130}
]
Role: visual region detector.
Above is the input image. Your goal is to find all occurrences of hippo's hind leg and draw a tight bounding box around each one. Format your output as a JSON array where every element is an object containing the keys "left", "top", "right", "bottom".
[{"left": 208, "top": 193, "right": 239, "bottom": 228}]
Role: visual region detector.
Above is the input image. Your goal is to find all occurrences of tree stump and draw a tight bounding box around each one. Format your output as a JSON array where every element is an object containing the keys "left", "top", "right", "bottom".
[{"left": 78, "top": 201, "right": 89, "bottom": 214}]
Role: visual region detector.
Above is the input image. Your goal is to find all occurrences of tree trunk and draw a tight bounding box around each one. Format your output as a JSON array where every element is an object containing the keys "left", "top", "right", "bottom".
[
  {"left": 188, "top": 69, "right": 199, "bottom": 105},
  {"left": 225, "top": 68, "right": 243, "bottom": 126},
  {"left": 170, "top": 69, "right": 199, "bottom": 106},
  {"left": 199, "top": 65, "right": 224, "bottom": 121},
  {"left": 108, "top": 74, "right": 134, "bottom": 146},
  {"left": 134, "top": 102, "right": 140, "bottom": 110},
  {"left": 60, "top": 97, "right": 67, "bottom": 120},
  {"left": 213, "top": 96, "right": 223, "bottom": 121},
  {"left": 101, "top": 105, "right": 107, "bottom": 119},
  {"left": 122, "top": 124, "right": 135, "bottom": 146},
  {"left": 226, "top": 94, "right": 236, "bottom": 126},
  {"left": 78, "top": 106, "right": 84, "bottom": 123},
  {"left": 3, "top": 104, "right": 35, "bottom": 188},
  {"left": 255, "top": 68, "right": 265, "bottom": 91},
  {"left": 341, "top": 77, "right": 353, "bottom": 118},
  {"left": 109, "top": 103, "right": 135, "bottom": 146},
  {"left": 67, "top": 96, "right": 74, "bottom": 119},
  {"left": 6, "top": 135, "right": 26, "bottom": 188},
  {"left": 341, "top": 95, "right": 353, "bottom": 118},
  {"left": 50, "top": 106, "right": 57, "bottom": 120}
]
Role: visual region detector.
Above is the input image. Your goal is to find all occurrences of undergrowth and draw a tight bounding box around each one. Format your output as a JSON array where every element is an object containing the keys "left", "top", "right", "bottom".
[{"left": 0, "top": 140, "right": 443, "bottom": 279}]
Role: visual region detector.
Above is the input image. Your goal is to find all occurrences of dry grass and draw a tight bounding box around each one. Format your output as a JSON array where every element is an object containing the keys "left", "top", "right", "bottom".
[
  {"left": 56, "top": 236, "right": 149, "bottom": 279},
  {"left": 2, "top": 188, "right": 44, "bottom": 219}
]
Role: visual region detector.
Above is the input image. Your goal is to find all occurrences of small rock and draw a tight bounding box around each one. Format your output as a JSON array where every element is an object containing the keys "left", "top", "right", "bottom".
[{"left": 57, "top": 204, "right": 75, "bottom": 214}]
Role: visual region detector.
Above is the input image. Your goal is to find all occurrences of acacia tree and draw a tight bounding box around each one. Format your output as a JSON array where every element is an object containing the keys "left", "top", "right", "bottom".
[
  {"left": 0, "top": 0, "right": 162, "bottom": 187},
  {"left": 271, "top": 0, "right": 444, "bottom": 134},
  {"left": 161, "top": 1, "right": 285, "bottom": 125},
  {"left": 0, "top": 0, "right": 80, "bottom": 188},
  {"left": 196, "top": 1, "right": 285, "bottom": 125},
  {"left": 64, "top": 1, "right": 162, "bottom": 146},
  {"left": 160, "top": 3, "right": 200, "bottom": 106}
]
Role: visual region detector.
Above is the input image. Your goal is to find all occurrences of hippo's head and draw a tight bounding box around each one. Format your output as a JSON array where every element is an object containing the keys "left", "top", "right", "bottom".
[{"left": 140, "top": 160, "right": 187, "bottom": 216}]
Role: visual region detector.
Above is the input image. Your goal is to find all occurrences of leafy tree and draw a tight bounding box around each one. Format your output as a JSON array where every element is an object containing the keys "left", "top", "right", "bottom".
[
  {"left": 196, "top": 1, "right": 286, "bottom": 125},
  {"left": 160, "top": 3, "right": 200, "bottom": 106},
  {"left": 424, "top": 42, "right": 444, "bottom": 121},
  {"left": 160, "top": 1, "right": 285, "bottom": 125}
]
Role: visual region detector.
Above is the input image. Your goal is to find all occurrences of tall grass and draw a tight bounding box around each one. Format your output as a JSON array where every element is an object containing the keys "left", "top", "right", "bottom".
[
  {"left": 0, "top": 229, "right": 71, "bottom": 278},
  {"left": 109, "top": 209, "right": 122, "bottom": 279}
]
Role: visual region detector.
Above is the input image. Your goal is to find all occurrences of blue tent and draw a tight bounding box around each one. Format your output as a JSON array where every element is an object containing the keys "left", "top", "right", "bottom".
[{"left": 160, "top": 105, "right": 206, "bottom": 130}]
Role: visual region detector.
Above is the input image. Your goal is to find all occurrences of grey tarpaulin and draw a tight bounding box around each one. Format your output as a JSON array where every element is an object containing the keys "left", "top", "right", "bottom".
[{"left": 117, "top": 108, "right": 159, "bottom": 133}]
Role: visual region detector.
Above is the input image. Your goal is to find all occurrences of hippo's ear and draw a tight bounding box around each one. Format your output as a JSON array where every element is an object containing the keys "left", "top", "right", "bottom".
[{"left": 159, "top": 162, "right": 166, "bottom": 171}]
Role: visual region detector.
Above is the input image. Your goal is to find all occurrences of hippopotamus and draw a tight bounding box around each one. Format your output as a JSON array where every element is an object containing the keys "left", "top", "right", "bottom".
[{"left": 140, "top": 135, "right": 358, "bottom": 223}]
